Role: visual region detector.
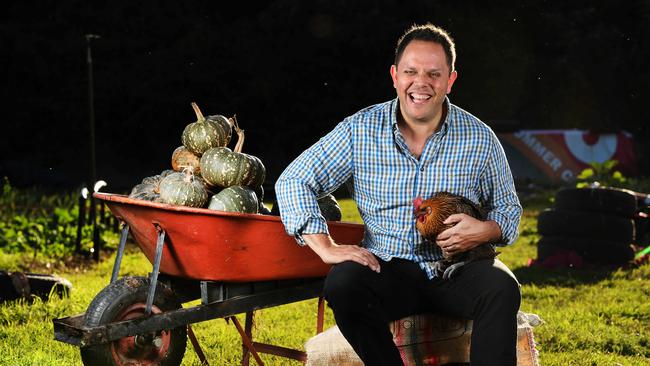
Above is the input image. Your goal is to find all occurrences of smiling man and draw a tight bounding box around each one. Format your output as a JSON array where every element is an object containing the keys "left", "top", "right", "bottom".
[{"left": 276, "top": 23, "right": 522, "bottom": 365}]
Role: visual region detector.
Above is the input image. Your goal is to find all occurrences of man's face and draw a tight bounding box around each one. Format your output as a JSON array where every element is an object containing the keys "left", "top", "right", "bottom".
[{"left": 390, "top": 40, "right": 457, "bottom": 125}]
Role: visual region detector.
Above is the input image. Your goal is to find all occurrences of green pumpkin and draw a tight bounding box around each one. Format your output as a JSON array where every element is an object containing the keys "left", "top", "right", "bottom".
[
  {"left": 129, "top": 170, "right": 176, "bottom": 202},
  {"left": 269, "top": 194, "right": 342, "bottom": 221},
  {"left": 198, "top": 117, "right": 266, "bottom": 191},
  {"left": 208, "top": 186, "right": 259, "bottom": 213},
  {"left": 254, "top": 185, "right": 272, "bottom": 214},
  {"left": 181, "top": 102, "right": 232, "bottom": 155},
  {"left": 248, "top": 155, "right": 266, "bottom": 188},
  {"left": 200, "top": 147, "right": 265, "bottom": 188},
  {"left": 317, "top": 194, "right": 342, "bottom": 221},
  {"left": 158, "top": 170, "right": 209, "bottom": 207}
]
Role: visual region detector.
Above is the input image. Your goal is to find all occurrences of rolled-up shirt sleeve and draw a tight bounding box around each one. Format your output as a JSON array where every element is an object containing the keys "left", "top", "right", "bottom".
[
  {"left": 480, "top": 131, "right": 523, "bottom": 246},
  {"left": 275, "top": 119, "right": 354, "bottom": 245}
]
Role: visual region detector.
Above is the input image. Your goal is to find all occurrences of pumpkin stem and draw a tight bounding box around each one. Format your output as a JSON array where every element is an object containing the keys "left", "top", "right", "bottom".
[
  {"left": 234, "top": 128, "right": 245, "bottom": 153},
  {"left": 190, "top": 102, "right": 205, "bottom": 123},
  {"left": 179, "top": 165, "right": 195, "bottom": 182},
  {"left": 230, "top": 115, "right": 246, "bottom": 153},
  {"left": 229, "top": 114, "right": 241, "bottom": 131}
]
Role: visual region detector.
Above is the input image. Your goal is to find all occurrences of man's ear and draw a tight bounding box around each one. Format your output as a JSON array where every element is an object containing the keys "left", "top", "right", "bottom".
[
  {"left": 390, "top": 65, "right": 398, "bottom": 89},
  {"left": 446, "top": 70, "right": 458, "bottom": 94}
]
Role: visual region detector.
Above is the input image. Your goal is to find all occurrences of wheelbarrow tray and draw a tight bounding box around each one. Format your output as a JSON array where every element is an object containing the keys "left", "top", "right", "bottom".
[{"left": 95, "top": 193, "right": 364, "bottom": 282}]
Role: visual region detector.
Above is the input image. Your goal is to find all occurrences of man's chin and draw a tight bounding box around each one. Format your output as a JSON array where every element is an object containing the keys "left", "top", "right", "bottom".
[{"left": 406, "top": 110, "right": 436, "bottom": 123}]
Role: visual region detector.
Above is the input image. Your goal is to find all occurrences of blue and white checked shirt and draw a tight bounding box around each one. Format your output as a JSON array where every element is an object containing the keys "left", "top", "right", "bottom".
[{"left": 275, "top": 97, "right": 522, "bottom": 279}]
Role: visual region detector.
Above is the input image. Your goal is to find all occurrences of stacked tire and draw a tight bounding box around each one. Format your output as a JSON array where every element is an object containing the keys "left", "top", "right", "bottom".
[{"left": 536, "top": 187, "right": 637, "bottom": 266}]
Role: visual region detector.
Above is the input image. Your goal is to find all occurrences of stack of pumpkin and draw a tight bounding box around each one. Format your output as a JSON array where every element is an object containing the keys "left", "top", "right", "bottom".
[{"left": 129, "top": 102, "right": 268, "bottom": 214}]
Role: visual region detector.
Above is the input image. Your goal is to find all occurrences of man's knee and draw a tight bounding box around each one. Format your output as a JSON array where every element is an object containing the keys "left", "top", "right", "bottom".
[
  {"left": 498, "top": 272, "right": 521, "bottom": 311},
  {"left": 485, "top": 262, "right": 521, "bottom": 311},
  {"left": 323, "top": 261, "right": 372, "bottom": 310}
]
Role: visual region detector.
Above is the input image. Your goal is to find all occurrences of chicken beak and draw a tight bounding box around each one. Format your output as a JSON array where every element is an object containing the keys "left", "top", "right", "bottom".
[{"left": 415, "top": 208, "right": 427, "bottom": 223}]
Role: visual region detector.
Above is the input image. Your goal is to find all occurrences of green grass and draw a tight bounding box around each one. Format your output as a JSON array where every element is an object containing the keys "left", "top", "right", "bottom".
[{"left": 1, "top": 198, "right": 649, "bottom": 365}]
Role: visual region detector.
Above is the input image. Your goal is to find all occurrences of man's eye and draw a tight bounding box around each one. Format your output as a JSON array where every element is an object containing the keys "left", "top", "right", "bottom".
[
  {"left": 430, "top": 73, "right": 440, "bottom": 78},
  {"left": 404, "top": 70, "right": 415, "bottom": 75}
]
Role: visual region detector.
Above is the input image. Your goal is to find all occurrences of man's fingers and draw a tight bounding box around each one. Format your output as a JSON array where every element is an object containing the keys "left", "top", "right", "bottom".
[
  {"left": 357, "top": 249, "right": 381, "bottom": 273},
  {"left": 436, "top": 224, "right": 459, "bottom": 242},
  {"left": 443, "top": 245, "right": 459, "bottom": 255},
  {"left": 339, "top": 246, "right": 381, "bottom": 273},
  {"left": 443, "top": 213, "right": 464, "bottom": 225}
]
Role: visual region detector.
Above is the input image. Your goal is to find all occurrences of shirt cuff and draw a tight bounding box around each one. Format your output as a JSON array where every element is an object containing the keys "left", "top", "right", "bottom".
[
  {"left": 486, "top": 211, "right": 518, "bottom": 245},
  {"left": 292, "top": 216, "right": 330, "bottom": 246}
]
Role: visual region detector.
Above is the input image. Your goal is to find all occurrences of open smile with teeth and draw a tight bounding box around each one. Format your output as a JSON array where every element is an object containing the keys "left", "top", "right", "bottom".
[{"left": 409, "top": 92, "right": 432, "bottom": 104}]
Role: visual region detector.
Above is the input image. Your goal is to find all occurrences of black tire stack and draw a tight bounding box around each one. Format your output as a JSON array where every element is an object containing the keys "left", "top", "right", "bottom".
[{"left": 536, "top": 187, "right": 637, "bottom": 266}]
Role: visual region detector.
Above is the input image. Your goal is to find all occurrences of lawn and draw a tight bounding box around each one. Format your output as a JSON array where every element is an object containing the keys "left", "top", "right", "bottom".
[{"left": 0, "top": 196, "right": 649, "bottom": 365}]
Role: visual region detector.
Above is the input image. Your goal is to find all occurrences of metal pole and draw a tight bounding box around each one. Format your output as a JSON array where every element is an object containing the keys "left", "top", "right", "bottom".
[
  {"left": 85, "top": 34, "right": 100, "bottom": 186},
  {"left": 75, "top": 187, "right": 87, "bottom": 254},
  {"left": 91, "top": 196, "right": 99, "bottom": 261},
  {"left": 145, "top": 225, "right": 166, "bottom": 315},
  {"left": 91, "top": 180, "right": 107, "bottom": 261},
  {"left": 86, "top": 34, "right": 100, "bottom": 261}
]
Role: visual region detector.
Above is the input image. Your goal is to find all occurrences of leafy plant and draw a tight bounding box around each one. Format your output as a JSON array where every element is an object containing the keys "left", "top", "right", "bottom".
[
  {"left": 575, "top": 159, "right": 626, "bottom": 188},
  {"left": 0, "top": 177, "right": 119, "bottom": 258}
]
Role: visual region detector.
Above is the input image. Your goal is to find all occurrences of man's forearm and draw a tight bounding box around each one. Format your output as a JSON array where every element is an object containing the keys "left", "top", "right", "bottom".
[
  {"left": 302, "top": 233, "right": 336, "bottom": 257},
  {"left": 483, "top": 220, "right": 503, "bottom": 244}
]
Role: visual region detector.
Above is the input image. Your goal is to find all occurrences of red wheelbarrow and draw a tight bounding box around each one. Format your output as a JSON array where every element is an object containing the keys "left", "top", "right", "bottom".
[{"left": 53, "top": 193, "right": 364, "bottom": 366}]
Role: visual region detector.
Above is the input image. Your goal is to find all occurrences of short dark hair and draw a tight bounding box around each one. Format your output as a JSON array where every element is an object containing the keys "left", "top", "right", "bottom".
[{"left": 394, "top": 23, "right": 456, "bottom": 73}]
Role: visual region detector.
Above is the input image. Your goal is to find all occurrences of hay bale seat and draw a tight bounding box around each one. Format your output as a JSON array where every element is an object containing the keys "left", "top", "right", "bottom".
[{"left": 305, "top": 311, "right": 542, "bottom": 366}]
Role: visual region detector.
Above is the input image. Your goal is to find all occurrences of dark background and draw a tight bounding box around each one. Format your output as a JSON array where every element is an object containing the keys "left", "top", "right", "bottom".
[{"left": 2, "top": 0, "right": 649, "bottom": 193}]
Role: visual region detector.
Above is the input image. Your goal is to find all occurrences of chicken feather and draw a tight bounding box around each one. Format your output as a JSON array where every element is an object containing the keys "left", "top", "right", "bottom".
[{"left": 413, "top": 192, "right": 497, "bottom": 278}]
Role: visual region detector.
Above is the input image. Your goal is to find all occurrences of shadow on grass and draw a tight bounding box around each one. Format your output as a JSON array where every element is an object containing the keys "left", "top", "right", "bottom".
[{"left": 512, "top": 265, "right": 620, "bottom": 287}]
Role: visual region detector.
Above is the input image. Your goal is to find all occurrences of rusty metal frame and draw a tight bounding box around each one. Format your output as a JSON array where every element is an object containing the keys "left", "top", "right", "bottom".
[
  {"left": 53, "top": 278, "right": 325, "bottom": 347},
  {"left": 54, "top": 221, "right": 329, "bottom": 365}
]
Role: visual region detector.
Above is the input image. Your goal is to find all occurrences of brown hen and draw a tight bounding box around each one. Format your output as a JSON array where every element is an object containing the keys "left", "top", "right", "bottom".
[{"left": 413, "top": 191, "right": 497, "bottom": 278}]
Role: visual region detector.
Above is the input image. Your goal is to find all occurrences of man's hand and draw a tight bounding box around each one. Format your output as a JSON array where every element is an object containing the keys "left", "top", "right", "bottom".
[
  {"left": 303, "top": 233, "right": 381, "bottom": 273},
  {"left": 436, "top": 214, "right": 501, "bottom": 257}
]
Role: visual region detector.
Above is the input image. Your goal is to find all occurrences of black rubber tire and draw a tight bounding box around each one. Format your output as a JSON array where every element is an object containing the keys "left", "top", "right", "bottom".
[
  {"left": 635, "top": 216, "right": 650, "bottom": 243},
  {"left": 537, "top": 236, "right": 635, "bottom": 265},
  {"left": 537, "top": 209, "right": 635, "bottom": 243},
  {"left": 80, "top": 276, "right": 186, "bottom": 366},
  {"left": 555, "top": 188, "right": 637, "bottom": 218}
]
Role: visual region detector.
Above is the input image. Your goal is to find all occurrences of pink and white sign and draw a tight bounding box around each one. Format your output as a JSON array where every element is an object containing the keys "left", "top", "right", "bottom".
[{"left": 497, "top": 130, "right": 638, "bottom": 183}]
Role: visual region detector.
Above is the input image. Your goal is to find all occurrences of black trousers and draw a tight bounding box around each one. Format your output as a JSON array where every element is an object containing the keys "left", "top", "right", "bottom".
[{"left": 323, "top": 257, "right": 521, "bottom": 366}]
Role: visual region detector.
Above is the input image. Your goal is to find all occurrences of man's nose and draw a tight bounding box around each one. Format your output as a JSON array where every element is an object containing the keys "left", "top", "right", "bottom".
[{"left": 414, "top": 72, "right": 428, "bottom": 84}]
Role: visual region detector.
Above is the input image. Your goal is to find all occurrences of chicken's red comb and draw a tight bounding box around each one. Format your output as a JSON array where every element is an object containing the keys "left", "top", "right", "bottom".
[{"left": 413, "top": 196, "right": 423, "bottom": 211}]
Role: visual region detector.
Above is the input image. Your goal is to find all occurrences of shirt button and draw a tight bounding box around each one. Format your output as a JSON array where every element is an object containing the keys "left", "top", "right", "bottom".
[{"left": 420, "top": 167, "right": 424, "bottom": 171}]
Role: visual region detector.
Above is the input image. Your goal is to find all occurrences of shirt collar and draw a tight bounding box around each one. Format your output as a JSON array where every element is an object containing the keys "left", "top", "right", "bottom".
[{"left": 390, "top": 96, "right": 452, "bottom": 134}]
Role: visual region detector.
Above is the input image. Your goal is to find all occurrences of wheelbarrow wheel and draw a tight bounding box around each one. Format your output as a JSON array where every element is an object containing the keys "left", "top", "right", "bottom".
[{"left": 80, "top": 276, "right": 187, "bottom": 366}]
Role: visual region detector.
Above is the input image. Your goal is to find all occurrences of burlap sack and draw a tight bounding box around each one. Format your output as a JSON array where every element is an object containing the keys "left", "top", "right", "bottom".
[{"left": 305, "top": 311, "right": 541, "bottom": 366}]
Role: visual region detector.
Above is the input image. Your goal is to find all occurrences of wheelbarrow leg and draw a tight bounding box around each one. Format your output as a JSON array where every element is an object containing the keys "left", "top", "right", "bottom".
[
  {"left": 242, "top": 311, "right": 254, "bottom": 366},
  {"left": 228, "top": 315, "right": 265, "bottom": 366},
  {"left": 187, "top": 324, "right": 209, "bottom": 365},
  {"left": 110, "top": 223, "right": 129, "bottom": 284},
  {"left": 145, "top": 225, "right": 166, "bottom": 315}
]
